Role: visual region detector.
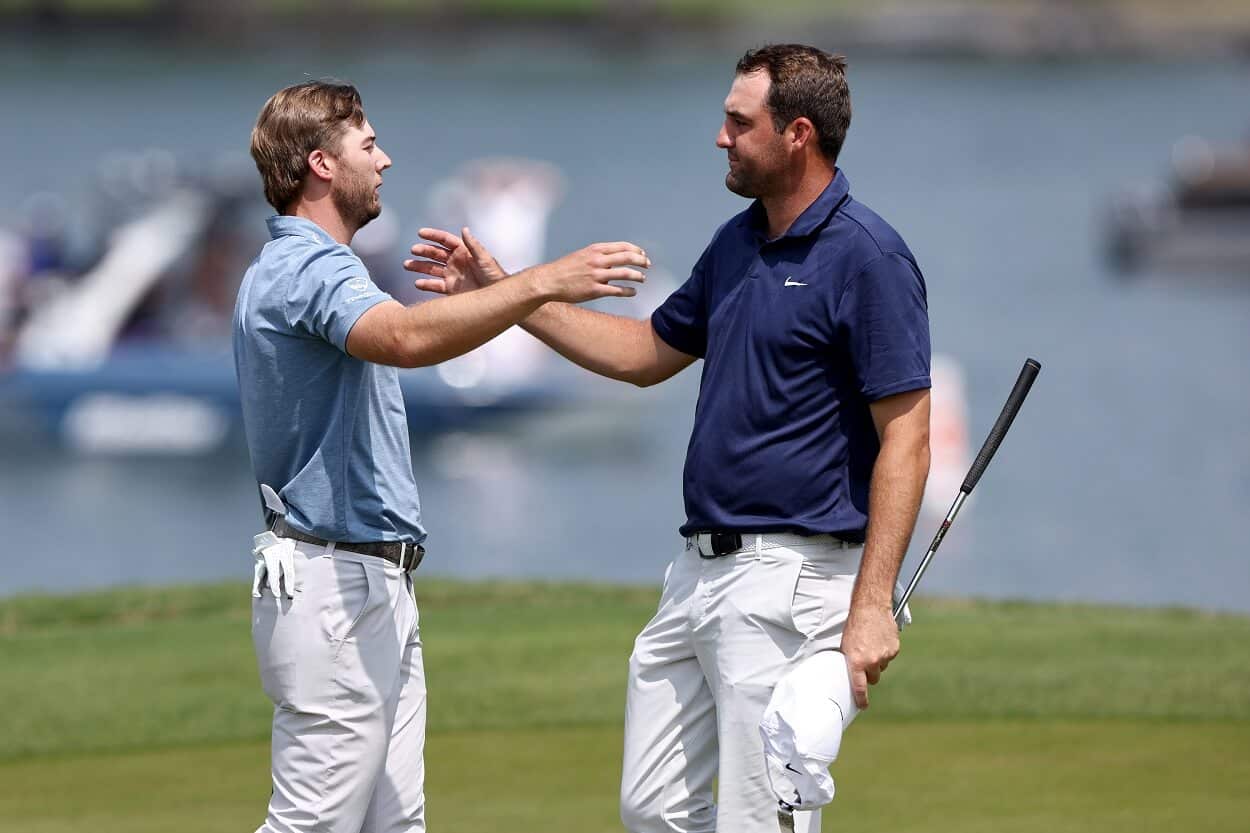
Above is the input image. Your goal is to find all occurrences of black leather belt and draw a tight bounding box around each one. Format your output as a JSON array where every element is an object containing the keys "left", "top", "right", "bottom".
[{"left": 273, "top": 518, "right": 424, "bottom": 571}]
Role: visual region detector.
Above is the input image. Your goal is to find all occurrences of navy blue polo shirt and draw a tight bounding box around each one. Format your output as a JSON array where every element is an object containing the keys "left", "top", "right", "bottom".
[{"left": 651, "top": 170, "right": 930, "bottom": 541}]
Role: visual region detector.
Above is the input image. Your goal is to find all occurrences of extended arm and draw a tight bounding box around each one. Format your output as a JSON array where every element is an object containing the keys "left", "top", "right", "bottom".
[
  {"left": 406, "top": 228, "right": 696, "bottom": 386},
  {"left": 840, "top": 388, "right": 931, "bottom": 708},
  {"left": 347, "top": 276, "right": 546, "bottom": 368},
  {"left": 516, "top": 303, "right": 694, "bottom": 387},
  {"left": 349, "top": 240, "right": 647, "bottom": 368}
]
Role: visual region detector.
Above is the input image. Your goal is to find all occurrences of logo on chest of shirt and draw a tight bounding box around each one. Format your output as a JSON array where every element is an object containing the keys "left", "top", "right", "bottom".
[{"left": 783, "top": 276, "right": 808, "bottom": 287}]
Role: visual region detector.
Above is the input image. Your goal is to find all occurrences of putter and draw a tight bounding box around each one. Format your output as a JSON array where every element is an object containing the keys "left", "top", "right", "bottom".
[{"left": 893, "top": 357, "right": 1041, "bottom": 623}]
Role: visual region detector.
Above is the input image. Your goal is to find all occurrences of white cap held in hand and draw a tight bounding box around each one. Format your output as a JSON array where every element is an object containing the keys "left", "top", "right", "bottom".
[{"left": 759, "top": 650, "right": 861, "bottom": 810}]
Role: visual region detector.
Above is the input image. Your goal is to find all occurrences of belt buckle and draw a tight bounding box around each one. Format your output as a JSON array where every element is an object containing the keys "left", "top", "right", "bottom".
[
  {"left": 705, "top": 531, "right": 742, "bottom": 558},
  {"left": 399, "top": 543, "right": 424, "bottom": 572}
]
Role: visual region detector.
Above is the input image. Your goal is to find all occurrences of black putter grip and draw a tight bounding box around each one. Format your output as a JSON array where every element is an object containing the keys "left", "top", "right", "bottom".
[{"left": 960, "top": 358, "right": 1041, "bottom": 494}]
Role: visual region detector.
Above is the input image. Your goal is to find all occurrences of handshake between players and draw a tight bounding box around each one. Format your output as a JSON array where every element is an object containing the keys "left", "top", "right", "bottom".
[{"left": 406, "top": 225, "right": 649, "bottom": 303}]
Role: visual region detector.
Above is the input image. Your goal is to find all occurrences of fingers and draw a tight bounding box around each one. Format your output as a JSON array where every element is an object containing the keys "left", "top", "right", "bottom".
[
  {"left": 462, "top": 226, "right": 493, "bottom": 264},
  {"left": 266, "top": 556, "right": 282, "bottom": 599},
  {"left": 595, "top": 284, "right": 638, "bottom": 298},
  {"left": 403, "top": 259, "right": 446, "bottom": 278},
  {"left": 461, "top": 227, "right": 499, "bottom": 267},
  {"left": 851, "top": 666, "right": 869, "bottom": 710},
  {"left": 590, "top": 241, "right": 648, "bottom": 257},
  {"left": 281, "top": 552, "right": 296, "bottom": 598},
  {"left": 596, "top": 267, "right": 647, "bottom": 285},
  {"left": 461, "top": 226, "right": 485, "bottom": 257},
  {"left": 418, "top": 227, "right": 464, "bottom": 251},
  {"left": 595, "top": 250, "right": 652, "bottom": 269},
  {"left": 412, "top": 278, "right": 449, "bottom": 294},
  {"left": 409, "top": 243, "right": 452, "bottom": 263}
]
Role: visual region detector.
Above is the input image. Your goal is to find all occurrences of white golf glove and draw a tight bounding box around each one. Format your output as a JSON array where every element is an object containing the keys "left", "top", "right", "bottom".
[
  {"left": 894, "top": 578, "right": 913, "bottom": 629},
  {"left": 252, "top": 531, "right": 298, "bottom": 599}
]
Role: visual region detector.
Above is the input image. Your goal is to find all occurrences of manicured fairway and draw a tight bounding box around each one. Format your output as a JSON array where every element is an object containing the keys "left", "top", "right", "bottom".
[
  {"left": 3, "top": 722, "right": 1248, "bottom": 833},
  {"left": 1, "top": 581, "right": 1247, "bottom": 832}
]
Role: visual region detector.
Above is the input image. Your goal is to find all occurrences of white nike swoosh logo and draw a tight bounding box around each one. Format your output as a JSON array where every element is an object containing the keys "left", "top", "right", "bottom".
[{"left": 784, "top": 277, "right": 807, "bottom": 287}]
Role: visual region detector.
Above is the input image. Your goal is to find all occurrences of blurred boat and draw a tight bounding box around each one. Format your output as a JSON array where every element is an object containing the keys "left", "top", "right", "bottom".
[
  {"left": 0, "top": 154, "right": 612, "bottom": 454},
  {"left": 1105, "top": 135, "right": 1250, "bottom": 275},
  {"left": 0, "top": 345, "right": 593, "bottom": 454}
]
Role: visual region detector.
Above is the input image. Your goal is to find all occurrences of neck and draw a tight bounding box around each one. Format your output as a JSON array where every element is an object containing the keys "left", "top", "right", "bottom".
[
  {"left": 761, "top": 159, "right": 836, "bottom": 240},
  {"left": 290, "top": 194, "right": 355, "bottom": 245}
]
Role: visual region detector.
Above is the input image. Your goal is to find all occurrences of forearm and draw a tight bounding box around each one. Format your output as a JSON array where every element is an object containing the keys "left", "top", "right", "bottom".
[
  {"left": 517, "top": 298, "right": 665, "bottom": 386},
  {"left": 403, "top": 232, "right": 686, "bottom": 383},
  {"left": 404, "top": 278, "right": 549, "bottom": 366},
  {"left": 851, "top": 435, "right": 930, "bottom": 611},
  {"left": 351, "top": 277, "right": 547, "bottom": 368}
]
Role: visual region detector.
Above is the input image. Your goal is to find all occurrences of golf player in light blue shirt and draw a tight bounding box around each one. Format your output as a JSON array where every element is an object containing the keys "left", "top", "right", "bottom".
[
  {"left": 235, "top": 79, "right": 650, "bottom": 833},
  {"left": 235, "top": 213, "right": 425, "bottom": 545}
]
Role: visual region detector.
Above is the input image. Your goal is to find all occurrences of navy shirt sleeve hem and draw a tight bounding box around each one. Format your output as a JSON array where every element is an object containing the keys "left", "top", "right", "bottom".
[
  {"left": 862, "top": 374, "right": 932, "bottom": 402},
  {"left": 650, "top": 310, "right": 705, "bottom": 359}
]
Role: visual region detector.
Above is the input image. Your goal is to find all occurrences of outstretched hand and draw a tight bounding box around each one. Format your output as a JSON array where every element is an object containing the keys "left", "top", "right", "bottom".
[
  {"left": 531, "top": 241, "right": 650, "bottom": 303},
  {"left": 404, "top": 227, "right": 507, "bottom": 296},
  {"left": 839, "top": 604, "right": 900, "bottom": 710}
]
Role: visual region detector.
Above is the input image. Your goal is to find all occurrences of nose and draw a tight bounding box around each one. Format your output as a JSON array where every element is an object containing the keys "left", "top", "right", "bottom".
[
  {"left": 715, "top": 124, "right": 731, "bottom": 149},
  {"left": 378, "top": 147, "right": 392, "bottom": 171}
]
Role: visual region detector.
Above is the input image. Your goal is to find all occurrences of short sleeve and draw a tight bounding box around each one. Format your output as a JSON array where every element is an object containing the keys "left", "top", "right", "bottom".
[
  {"left": 651, "top": 245, "right": 712, "bottom": 359},
  {"left": 285, "top": 247, "right": 392, "bottom": 351},
  {"left": 835, "top": 252, "right": 931, "bottom": 401}
]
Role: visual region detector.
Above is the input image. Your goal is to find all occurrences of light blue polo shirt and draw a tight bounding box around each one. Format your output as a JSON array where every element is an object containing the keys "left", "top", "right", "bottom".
[{"left": 232, "top": 215, "right": 426, "bottom": 544}]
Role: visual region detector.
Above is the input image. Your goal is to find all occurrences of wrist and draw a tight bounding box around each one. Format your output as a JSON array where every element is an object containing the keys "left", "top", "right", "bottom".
[
  {"left": 849, "top": 593, "right": 893, "bottom": 616},
  {"left": 485, "top": 260, "right": 509, "bottom": 285},
  {"left": 521, "top": 266, "right": 557, "bottom": 302}
]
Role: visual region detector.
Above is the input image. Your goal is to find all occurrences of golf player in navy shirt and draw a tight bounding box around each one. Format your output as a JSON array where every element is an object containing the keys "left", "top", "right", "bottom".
[{"left": 409, "top": 44, "right": 931, "bottom": 833}]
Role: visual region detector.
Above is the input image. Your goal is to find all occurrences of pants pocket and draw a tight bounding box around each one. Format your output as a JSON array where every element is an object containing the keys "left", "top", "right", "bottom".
[
  {"left": 790, "top": 558, "right": 857, "bottom": 645},
  {"left": 789, "top": 560, "right": 831, "bottom": 639},
  {"left": 746, "top": 554, "right": 805, "bottom": 633},
  {"left": 327, "top": 558, "right": 376, "bottom": 660}
]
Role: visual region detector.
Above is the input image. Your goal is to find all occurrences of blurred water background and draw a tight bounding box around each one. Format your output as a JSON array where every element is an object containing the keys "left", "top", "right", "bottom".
[{"left": 0, "top": 18, "right": 1247, "bottom": 611}]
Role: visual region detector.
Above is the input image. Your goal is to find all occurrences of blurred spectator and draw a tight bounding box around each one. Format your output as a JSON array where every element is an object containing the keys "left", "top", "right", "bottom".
[
  {"left": 425, "top": 158, "right": 567, "bottom": 387},
  {"left": 0, "top": 228, "right": 24, "bottom": 365}
]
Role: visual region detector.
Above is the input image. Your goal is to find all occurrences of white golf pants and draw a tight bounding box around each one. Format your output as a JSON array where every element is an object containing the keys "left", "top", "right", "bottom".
[
  {"left": 621, "top": 536, "right": 860, "bottom": 833},
  {"left": 252, "top": 541, "right": 426, "bottom": 833}
]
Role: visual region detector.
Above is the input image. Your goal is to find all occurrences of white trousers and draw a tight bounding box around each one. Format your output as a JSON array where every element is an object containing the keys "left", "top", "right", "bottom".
[
  {"left": 621, "top": 537, "right": 860, "bottom": 833},
  {"left": 252, "top": 541, "right": 426, "bottom": 833}
]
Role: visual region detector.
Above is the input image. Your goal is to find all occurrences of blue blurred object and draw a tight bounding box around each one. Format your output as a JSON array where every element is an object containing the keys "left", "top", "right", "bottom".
[
  {"left": 0, "top": 152, "right": 598, "bottom": 454},
  {"left": 0, "top": 345, "right": 585, "bottom": 454}
]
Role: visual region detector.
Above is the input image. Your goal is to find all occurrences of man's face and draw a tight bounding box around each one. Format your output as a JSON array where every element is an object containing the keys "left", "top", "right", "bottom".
[
  {"left": 716, "top": 71, "right": 788, "bottom": 199},
  {"left": 330, "top": 119, "right": 391, "bottom": 230}
]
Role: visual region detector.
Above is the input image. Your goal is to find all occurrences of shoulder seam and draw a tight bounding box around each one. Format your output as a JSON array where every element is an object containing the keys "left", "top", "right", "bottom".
[
  {"left": 834, "top": 251, "right": 911, "bottom": 309},
  {"left": 839, "top": 199, "right": 889, "bottom": 259}
]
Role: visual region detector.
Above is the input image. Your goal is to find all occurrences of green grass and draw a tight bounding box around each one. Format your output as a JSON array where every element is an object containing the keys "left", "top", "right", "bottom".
[{"left": 1, "top": 581, "right": 1248, "bottom": 832}]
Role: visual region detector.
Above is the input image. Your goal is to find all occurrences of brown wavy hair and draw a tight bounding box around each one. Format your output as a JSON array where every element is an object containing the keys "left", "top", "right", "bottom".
[{"left": 250, "top": 80, "right": 365, "bottom": 213}]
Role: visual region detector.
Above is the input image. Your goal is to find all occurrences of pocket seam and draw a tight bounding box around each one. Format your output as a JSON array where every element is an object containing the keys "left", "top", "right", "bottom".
[
  {"left": 332, "top": 559, "right": 373, "bottom": 661},
  {"left": 787, "top": 559, "right": 826, "bottom": 639}
]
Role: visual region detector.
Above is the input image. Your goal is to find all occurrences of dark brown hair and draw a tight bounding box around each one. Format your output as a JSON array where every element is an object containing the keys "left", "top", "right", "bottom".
[
  {"left": 250, "top": 80, "right": 365, "bottom": 212},
  {"left": 736, "top": 44, "right": 851, "bottom": 162}
]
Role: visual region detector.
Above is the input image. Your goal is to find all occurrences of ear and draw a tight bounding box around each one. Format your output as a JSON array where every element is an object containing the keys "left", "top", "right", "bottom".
[
  {"left": 788, "top": 118, "right": 816, "bottom": 152},
  {"left": 307, "top": 148, "right": 334, "bottom": 183}
]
